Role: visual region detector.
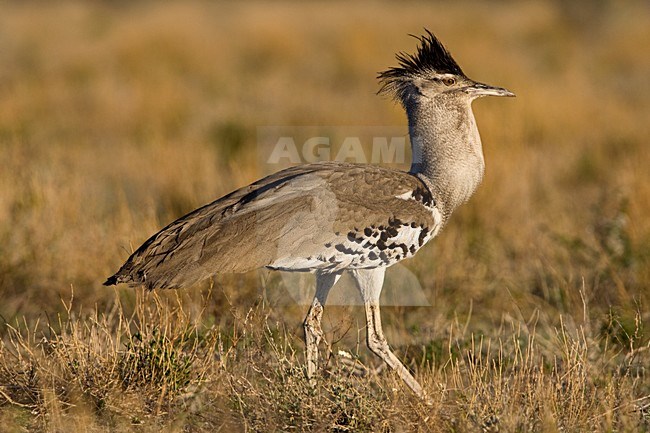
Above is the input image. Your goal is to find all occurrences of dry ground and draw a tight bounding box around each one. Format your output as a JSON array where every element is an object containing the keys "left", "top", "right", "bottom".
[{"left": 0, "top": 1, "right": 649, "bottom": 431}]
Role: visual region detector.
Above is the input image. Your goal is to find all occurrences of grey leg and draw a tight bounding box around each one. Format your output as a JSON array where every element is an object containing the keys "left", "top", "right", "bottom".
[
  {"left": 304, "top": 272, "right": 340, "bottom": 382},
  {"left": 350, "top": 267, "right": 425, "bottom": 399}
]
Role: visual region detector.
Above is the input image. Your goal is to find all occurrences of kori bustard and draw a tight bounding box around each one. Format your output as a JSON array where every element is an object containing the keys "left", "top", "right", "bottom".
[{"left": 105, "top": 30, "right": 514, "bottom": 399}]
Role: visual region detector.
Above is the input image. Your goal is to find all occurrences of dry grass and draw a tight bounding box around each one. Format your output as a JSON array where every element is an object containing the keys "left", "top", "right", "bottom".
[
  {"left": 0, "top": 1, "right": 649, "bottom": 431},
  {"left": 1, "top": 291, "right": 648, "bottom": 432}
]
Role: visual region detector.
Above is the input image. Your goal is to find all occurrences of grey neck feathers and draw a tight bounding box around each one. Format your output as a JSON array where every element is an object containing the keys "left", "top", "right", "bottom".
[{"left": 406, "top": 96, "right": 485, "bottom": 221}]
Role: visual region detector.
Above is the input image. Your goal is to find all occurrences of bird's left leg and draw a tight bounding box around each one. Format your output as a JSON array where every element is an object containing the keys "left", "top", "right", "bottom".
[
  {"left": 351, "top": 267, "right": 426, "bottom": 399},
  {"left": 304, "top": 272, "right": 340, "bottom": 383}
]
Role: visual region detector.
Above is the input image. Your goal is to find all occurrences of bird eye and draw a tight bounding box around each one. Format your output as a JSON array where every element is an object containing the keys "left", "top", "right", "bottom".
[{"left": 442, "top": 77, "right": 456, "bottom": 86}]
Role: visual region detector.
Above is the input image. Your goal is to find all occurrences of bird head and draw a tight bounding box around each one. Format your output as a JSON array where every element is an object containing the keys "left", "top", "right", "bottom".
[{"left": 378, "top": 30, "right": 514, "bottom": 106}]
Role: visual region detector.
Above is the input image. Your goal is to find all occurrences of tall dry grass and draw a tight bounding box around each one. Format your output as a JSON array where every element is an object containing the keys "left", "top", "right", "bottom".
[{"left": 0, "top": 1, "right": 649, "bottom": 431}]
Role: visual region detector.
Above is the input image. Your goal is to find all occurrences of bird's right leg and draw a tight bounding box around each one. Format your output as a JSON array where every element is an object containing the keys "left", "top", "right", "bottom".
[{"left": 304, "top": 272, "right": 340, "bottom": 383}]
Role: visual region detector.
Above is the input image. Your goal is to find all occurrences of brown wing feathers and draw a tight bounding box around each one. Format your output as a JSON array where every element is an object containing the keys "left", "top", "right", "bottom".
[{"left": 104, "top": 162, "right": 438, "bottom": 290}]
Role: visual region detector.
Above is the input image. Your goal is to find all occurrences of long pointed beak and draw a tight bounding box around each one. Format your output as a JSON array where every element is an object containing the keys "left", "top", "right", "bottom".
[{"left": 465, "top": 82, "right": 515, "bottom": 98}]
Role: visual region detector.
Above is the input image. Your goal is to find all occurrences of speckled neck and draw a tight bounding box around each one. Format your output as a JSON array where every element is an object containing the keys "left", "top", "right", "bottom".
[{"left": 406, "top": 95, "right": 485, "bottom": 221}]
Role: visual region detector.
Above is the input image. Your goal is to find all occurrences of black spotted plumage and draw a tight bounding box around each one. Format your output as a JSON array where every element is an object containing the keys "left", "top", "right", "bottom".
[{"left": 412, "top": 185, "right": 435, "bottom": 207}]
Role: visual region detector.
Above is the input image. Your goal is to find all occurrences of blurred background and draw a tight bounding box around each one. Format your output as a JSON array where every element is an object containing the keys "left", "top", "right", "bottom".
[{"left": 0, "top": 0, "right": 649, "bottom": 344}]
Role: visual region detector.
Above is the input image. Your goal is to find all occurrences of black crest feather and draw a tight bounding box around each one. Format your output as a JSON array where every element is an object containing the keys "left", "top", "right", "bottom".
[{"left": 378, "top": 30, "right": 464, "bottom": 99}]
